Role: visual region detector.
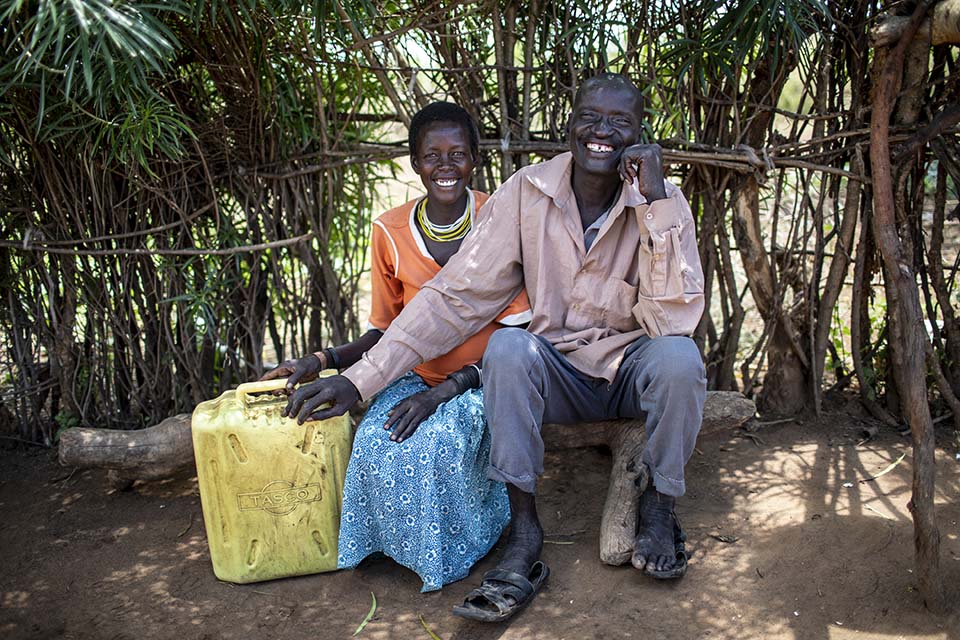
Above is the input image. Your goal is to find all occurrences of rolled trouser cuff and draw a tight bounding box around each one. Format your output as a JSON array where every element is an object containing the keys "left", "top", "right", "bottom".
[
  {"left": 650, "top": 467, "right": 686, "bottom": 497},
  {"left": 487, "top": 463, "right": 537, "bottom": 495}
]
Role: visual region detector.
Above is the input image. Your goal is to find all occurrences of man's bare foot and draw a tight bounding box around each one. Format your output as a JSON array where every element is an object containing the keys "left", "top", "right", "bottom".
[{"left": 632, "top": 483, "right": 679, "bottom": 574}]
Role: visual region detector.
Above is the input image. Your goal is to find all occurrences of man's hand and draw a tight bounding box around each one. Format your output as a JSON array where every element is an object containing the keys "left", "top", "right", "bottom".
[
  {"left": 283, "top": 375, "right": 360, "bottom": 424},
  {"left": 619, "top": 143, "right": 667, "bottom": 202},
  {"left": 383, "top": 388, "right": 446, "bottom": 443},
  {"left": 259, "top": 354, "right": 324, "bottom": 394}
]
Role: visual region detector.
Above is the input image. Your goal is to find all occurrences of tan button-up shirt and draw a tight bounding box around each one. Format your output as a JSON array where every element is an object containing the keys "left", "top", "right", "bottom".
[{"left": 344, "top": 152, "right": 705, "bottom": 401}]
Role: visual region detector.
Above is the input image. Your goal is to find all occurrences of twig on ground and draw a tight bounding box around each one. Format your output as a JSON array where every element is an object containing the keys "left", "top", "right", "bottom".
[
  {"left": 865, "top": 504, "right": 895, "bottom": 520},
  {"left": 418, "top": 613, "right": 442, "bottom": 640},
  {"left": 177, "top": 512, "right": 195, "bottom": 538},
  {"left": 859, "top": 452, "right": 908, "bottom": 483},
  {"left": 59, "top": 467, "right": 78, "bottom": 489},
  {"left": 747, "top": 418, "right": 796, "bottom": 431},
  {"left": 738, "top": 432, "right": 766, "bottom": 447}
]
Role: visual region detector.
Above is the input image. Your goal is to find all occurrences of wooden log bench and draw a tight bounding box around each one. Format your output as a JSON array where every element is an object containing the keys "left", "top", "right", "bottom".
[
  {"left": 542, "top": 390, "right": 756, "bottom": 565},
  {"left": 59, "top": 391, "right": 755, "bottom": 565}
]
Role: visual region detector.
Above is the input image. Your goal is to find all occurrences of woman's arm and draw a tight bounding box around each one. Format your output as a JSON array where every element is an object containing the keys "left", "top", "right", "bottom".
[
  {"left": 382, "top": 362, "right": 481, "bottom": 443},
  {"left": 325, "top": 329, "right": 384, "bottom": 370},
  {"left": 263, "top": 218, "right": 400, "bottom": 389},
  {"left": 258, "top": 329, "right": 384, "bottom": 392}
]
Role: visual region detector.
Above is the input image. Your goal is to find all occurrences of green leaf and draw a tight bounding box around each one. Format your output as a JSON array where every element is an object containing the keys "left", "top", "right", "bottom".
[{"left": 352, "top": 592, "right": 376, "bottom": 636}]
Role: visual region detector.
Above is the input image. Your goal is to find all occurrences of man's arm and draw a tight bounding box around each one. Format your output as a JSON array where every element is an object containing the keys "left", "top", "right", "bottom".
[
  {"left": 619, "top": 143, "right": 705, "bottom": 338},
  {"left": 284, "top": 176, "right": 526, "bottom": 422},
  {"left": 632, "top": 185, "right": 705, "bottom": 337},
  {"left": 344, "top": 180, "right": 525, "bottom": 399}
]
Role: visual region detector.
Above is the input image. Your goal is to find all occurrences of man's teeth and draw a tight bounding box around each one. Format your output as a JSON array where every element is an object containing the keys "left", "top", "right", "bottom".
[
  {"left": 586, "top": 143, "right": 614, "bottom": 153},
  {"left": 435, "top": 178, "right": 458, "bottom": 187}
]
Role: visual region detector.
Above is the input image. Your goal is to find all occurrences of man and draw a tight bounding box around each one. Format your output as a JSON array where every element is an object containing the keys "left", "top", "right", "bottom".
[{"left": 285, "top": 73, "right": 706, "bottom": 622}]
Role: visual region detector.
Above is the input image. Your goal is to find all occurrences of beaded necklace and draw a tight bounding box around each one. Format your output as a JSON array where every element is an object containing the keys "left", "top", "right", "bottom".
[{"left": 415, "top": 190, "right": 473, "bottom": 242}]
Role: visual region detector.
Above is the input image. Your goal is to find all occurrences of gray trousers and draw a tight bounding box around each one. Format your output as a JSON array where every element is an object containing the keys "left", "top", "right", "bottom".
[{"left": 482, "top": 328, "right": 706, "bottom": 497}]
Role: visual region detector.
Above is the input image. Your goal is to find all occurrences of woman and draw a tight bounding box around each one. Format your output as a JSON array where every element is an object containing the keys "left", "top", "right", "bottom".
[{"left": 262, "top": 102, "right": 530, "bottom": 591}]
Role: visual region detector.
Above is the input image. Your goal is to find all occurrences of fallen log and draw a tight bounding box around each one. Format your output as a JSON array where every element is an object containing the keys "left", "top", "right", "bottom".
[
  {"left": 58, "top": 390, "right": 755, "bottom": 562},
  {"left": 59, "top": 414, "right": 195, "bottom": 489}
]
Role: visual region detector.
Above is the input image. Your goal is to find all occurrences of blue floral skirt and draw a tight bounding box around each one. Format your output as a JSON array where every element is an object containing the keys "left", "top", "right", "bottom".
[{"left": 337, "top": 373, "right": 510, "bottom": 592}]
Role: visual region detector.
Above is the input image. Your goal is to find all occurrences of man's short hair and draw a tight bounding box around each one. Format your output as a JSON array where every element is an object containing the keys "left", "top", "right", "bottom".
[
  {"left": 574, "top": 73, "right": 646, "bottom": 120},
  {"left": 408, "top": 102, "right": 480, "bottom": 159}
]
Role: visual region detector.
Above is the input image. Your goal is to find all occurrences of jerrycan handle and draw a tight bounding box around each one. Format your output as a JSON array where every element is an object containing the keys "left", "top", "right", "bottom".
[{"left": 236, "top": 379, "right": 290, "bottom": 408}]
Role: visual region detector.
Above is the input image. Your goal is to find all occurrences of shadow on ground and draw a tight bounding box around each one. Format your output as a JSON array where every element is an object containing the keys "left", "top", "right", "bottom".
[{"left": 1, "top": 411, "right": 958, "bottom": 639}]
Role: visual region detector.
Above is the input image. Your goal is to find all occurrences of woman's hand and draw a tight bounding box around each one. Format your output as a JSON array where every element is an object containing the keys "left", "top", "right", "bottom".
[
  {"left": 259, "top": 353, "right": 325, "bottom": 394},
  {"left": 383, "top": 387, "right": 449, "bottom": 443}
]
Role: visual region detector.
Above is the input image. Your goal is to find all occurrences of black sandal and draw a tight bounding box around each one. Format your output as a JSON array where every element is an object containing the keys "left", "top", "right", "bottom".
[{"left": 452, "top": 561, "right": 550, "bottom": 622}]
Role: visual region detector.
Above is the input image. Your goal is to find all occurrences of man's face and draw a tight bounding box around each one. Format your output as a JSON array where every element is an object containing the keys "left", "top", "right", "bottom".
[{"left": 568, "top": 83, "right": 644, "bottom": 177}]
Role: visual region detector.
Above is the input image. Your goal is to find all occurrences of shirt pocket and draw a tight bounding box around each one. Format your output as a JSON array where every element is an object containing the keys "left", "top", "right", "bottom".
[
  {"left": 601, "top": 277, "right": 639, "bottom": 332},
  {"left": 639, "top": 225, "right": 691, "bottom": 299}
]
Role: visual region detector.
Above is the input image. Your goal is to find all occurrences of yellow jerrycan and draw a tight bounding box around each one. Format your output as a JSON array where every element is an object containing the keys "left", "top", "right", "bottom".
[{"left": 192, "top": 377, "right": 352, "bottom": 583}]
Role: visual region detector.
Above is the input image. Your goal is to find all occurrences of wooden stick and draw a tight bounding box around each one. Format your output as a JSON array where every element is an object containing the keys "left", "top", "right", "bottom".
[{"left": 2, "top": 233, "right": 313, "bottom": 257}]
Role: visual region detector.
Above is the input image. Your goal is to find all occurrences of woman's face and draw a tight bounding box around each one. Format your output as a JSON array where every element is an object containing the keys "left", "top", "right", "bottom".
[{"left": 412, "top": 121, "right": 476, "bottom": 207}]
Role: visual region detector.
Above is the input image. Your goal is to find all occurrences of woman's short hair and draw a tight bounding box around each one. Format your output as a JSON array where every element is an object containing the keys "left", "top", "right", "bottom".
[{"left": 408, "top": 102, "right": 480, "bottom": 159}]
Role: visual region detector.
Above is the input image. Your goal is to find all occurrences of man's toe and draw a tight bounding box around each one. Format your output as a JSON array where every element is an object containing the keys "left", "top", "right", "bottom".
[
  {"left": 657, "top": 554, "right": 674, "bottom": 572},
  {"left": 631, "top": 553, "right": 647, "bottom": 571}
]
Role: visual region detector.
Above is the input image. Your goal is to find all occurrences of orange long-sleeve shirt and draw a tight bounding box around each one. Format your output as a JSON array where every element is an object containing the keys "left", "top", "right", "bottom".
[{"left": 368, "top": 190, "right": 531, "bottom": 387}]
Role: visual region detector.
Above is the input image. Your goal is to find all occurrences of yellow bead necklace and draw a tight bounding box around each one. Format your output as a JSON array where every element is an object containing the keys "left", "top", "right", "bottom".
[{"left": 415, "top": 191, "right": 474, "bottom": 242}]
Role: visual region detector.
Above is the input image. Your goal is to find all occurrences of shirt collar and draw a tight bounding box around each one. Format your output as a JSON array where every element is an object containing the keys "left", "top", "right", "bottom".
[{"left": 523, "top": 151, "right": 649, "bottom": 210}]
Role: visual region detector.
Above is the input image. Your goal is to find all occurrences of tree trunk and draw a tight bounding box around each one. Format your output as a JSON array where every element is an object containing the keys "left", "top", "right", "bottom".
[
  {"left": 760, "top": 324, "right": 810, "bottom": 416},
  {"left": 869, "top": 0, "right": 945, "bottom": 612},
  {"left": 813, "top": 152, "right": 862, "bottom": 412},
  {"left": 732, "top": 177, "right": 809, "bottom": 414}
]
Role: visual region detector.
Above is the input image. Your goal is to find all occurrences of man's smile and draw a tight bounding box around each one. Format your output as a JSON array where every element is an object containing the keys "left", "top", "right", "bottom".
[{"left": 585, "top": 142, "right": 615, "bottom": 154}]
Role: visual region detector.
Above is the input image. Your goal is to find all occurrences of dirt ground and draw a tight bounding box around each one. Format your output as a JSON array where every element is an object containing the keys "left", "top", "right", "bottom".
[{"left": 2, "top": 402, "right": 959, "bottom": 640}]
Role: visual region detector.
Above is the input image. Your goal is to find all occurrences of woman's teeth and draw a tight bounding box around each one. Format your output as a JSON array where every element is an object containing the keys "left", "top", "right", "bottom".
[
  {"left": 586, "top": 143, "right": 614, "bottom": 153},
  {"left": 435, "top": 178, "right": 458, "bottom": 187}
]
